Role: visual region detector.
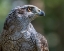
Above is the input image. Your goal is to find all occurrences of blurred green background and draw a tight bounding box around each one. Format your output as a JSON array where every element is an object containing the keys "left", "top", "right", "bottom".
[{"left": 0, "top": 0, "right": 64, "bottom": 51}]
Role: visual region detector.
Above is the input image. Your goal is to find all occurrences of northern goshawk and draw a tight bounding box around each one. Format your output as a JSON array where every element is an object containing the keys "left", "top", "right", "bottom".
[{"left": 0, "top": 5, "right": 49, "bottom": 51}]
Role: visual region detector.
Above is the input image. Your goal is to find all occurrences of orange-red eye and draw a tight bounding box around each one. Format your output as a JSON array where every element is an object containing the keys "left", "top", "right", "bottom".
[{"left": 28, "top": 8, "right": 31, "bottom": 12}]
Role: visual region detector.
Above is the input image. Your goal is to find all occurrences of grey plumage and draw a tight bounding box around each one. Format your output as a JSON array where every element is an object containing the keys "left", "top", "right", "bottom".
[{"left": 0, "top": 5, "right": 49, "bottom": 51}]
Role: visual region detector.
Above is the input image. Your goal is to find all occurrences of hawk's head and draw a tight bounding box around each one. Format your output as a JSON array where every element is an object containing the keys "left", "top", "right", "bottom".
[{"left": 11, "top": 5, "right": 45, "bottom": 21}]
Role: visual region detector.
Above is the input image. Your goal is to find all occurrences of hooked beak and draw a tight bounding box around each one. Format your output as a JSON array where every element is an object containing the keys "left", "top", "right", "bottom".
[{"left": 38, "top": 10, "right": 45, "bottom": 16}]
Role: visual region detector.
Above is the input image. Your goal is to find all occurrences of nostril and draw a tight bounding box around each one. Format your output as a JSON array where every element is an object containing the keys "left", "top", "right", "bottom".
[{"left": 38, "top": 10, "right": 40, "bottom": 12}]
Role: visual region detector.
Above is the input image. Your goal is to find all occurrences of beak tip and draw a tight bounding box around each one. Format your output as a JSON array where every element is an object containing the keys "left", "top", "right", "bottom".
[{"left": 39, "top": 11, "right": 45, "bottom": 16}]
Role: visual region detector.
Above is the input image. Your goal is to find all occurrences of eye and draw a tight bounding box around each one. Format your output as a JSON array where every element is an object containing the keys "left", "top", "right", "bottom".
[
  {"left": 28, "top": 8, "right": 31, "bottom": 12},
  {"left": 27, "top": 7, "right": 34, "bottom": 12},
  {"left": 27, "top": 7, "right": 32, "bottom": 12}
]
